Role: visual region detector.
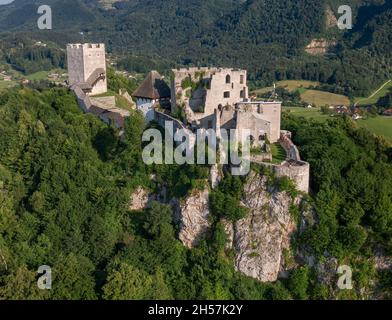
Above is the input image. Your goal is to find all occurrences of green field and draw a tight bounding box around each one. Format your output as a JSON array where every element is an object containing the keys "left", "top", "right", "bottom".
[
  {"left": 252, "top": 80, "right": 320, "bottom": 95},
  {"left": 284, "top": 106, "right": 392, "bottom": 142},
  {"left": 283, "top": 106, "right": 329, "bottom": 122},
  {"left": 0, "top": 69, "right": 66, "bottom": 91},
  {"left": 253, "top": 80, "right": 350, "bottom": 108},
  {"left": 301, "top": 90, "right": 350, "bottom": 107},
  {"left": 354, "top": 80, "right": 392, "bottom": 106},
  {"left": 356, "top": 116, "right": 392, "bottom": 142},
  {"left": 0, "top": 80, "right": 17, "bottom": 90}
]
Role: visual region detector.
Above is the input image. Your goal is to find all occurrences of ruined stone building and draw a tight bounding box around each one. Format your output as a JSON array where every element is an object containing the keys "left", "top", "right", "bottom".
[
  {"left": 67, "top": 43, "right": 107, "bottom": 95},
  {"left": 65, "top": 43, "right": 310, "bottom": 193},
  {"left": 133, "top": 67, "right": 309, "bottom": 193},
  {"left": 170, "top": 67, "right": 281, "bottom": 143}
]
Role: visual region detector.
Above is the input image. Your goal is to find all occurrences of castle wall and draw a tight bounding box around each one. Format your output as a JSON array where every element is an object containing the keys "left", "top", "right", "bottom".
[
  {"left": 155, "top": 111, "right": 196, "bottom": 149},
  {"left": 236, "top": 102, "right": 281, "bottom": 143},
  {"left": 137, "top": 98, "right": 157, "bottom": 123},
  {"left": 67, "top": 45, "right": 85, "bottom": 85},
  {"left": 236, "top": 110, "right": 271, "bottom": 144},
  {"left": 280, "top": 131, "right": 301, "bottom": 161},
  {"left": 70, "top": 84, "right": 92, "bottom": 112},
  {"left": 83, "top": 44, "right": 107, "bottom": 95},
  {"left": 171, "top": 67, "right": 248, "bottom": 117},
  {"left": 274, "top": 161, "right": 310, "bottom": 194}
]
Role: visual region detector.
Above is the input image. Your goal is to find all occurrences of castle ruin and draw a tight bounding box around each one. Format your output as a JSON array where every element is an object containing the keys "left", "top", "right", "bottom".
[
  {"left": 170, "top": 67, "right": 281, "bottom": 144},
  {"left": 66, "top": 44, "right": 310, "bottom": 193}
]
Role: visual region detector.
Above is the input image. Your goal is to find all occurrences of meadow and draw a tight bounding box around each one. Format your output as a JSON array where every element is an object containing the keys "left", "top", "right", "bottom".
[
  {"left": 354, "top": 80, "right": 392, "bottom": 106},
  {"left": 356, "top": 116, "right": 392, "bottom": 142},
  {"left": 283, "top": 107, "right": 392, "bottom": 143}
]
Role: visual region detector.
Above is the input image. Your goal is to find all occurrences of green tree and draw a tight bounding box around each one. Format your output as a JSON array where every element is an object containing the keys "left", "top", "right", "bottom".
[
  {"left": 103, "top": 263, "right": 153, "bottom": 300},
  {"left": 0, "top": 266, "right": 48, "bottom": 300},
  {"left": 50, "top": 254, "right": 97, "bottom": 300},
  {"left": 287, "top": 267, "right": 310, "bottom": 300}
]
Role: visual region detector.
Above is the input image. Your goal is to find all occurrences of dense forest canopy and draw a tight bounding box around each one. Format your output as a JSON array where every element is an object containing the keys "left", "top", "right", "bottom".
[
  {"left": 0, "top": 85, "right": 391, "bottom": 299},
  {"left": 0, "top": 0, "right": 392, "bottom": 301},
  {"left": 0, "top": 0, "right": 391, "bottom": 96}
]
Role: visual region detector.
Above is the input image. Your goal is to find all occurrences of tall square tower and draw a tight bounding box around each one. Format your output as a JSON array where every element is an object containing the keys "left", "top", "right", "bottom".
[{"left": 66, "top": 43, "right": 107, "bottom": 95}]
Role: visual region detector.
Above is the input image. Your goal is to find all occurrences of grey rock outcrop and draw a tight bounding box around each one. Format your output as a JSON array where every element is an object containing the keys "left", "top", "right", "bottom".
[
  {"left": 129, "top": 187, "right": 157, "bottom": 211},
  {"left": 172, "top": 170, "right": 307, "bottom": 283},
  {"left": 228, "top": 172, "right": 298, "bottom": 282},
  {"left": 174, "top": 188, "right": 210, "bottom": 249}
]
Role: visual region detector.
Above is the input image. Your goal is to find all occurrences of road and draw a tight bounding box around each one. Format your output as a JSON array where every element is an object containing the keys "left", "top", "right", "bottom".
[{"left": 354, "top": 79, "right": 392, "bottom": 107}]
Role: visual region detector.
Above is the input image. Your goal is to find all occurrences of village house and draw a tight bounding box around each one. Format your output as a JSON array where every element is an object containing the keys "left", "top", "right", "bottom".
[{"left": 383, "top": 109, "right": 392, "bottom": 116}]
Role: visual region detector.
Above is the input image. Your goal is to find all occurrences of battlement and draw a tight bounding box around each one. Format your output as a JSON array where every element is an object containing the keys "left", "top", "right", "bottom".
[
  {"left": 172, "top": 67, "right": 247, "bottom": 83},
  {"left": 67, "top": 43, "right": 105, "bottom": 50}
]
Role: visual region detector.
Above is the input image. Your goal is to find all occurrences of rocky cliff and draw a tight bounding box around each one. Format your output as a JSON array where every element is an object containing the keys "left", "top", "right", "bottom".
[
  {"left": 227, "top": 172, "right": 299, "bottom": 282},
  {"left": 174, "top": 171, "right": 305, "bottom": 283},
  {"left": 173, "top": 188, "right": 211, "bottom": 249}
]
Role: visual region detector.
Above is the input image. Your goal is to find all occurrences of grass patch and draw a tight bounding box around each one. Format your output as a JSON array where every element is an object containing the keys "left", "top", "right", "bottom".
[
  {"left": 354, "top": 80, "right": 392, "bottom": 106},
  {"left": 26, "top": 71, "right": 51, "bottom": 81},
  {"left": 91, "top": 90, "right": 118, "bottom": 98},
  {"left": 271, "top": 143, "right": 287, "bottom": 164},
  {"left": 252, "top": 80, "right": 319, "bottom": 95},
  {"left": 92, "top": 90, "right": 135, "bottom": 111},
  {"left": 283, "top": 106, "right": 329, "bottom": 122},
  {"left": 0, "top": 80, "right": 17, "bottom": 90},
  {"left": 300, "top": 90, "right": 350, "bottom": 107},
  {"left": 357, "top": 116, "right": 392, "bottom": 142}
]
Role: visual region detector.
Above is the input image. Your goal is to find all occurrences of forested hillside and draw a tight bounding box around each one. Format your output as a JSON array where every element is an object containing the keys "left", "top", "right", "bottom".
[
  {"left": 0, "top": 85, "right": 391, "bottom": 299},
  {"left": 0, "top": 0, "right": 391, "bottom": 96}
]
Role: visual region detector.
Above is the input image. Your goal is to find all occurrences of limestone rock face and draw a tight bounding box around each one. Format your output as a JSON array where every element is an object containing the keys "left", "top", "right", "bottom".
[
  {"left": 305, "top": 39, "right": 336, "bottom": 55},
  {"left": 174, "top": 189, "right": 210, "bottom": 249},
  {"left": 129, "top": 187, "right": 155, "bottom": 211},
  {"left": 210, "top": 165, "right": 222, "bottom": 189},
  {"left": 231, "top": 172, "right": 297, "bottom": 282}
]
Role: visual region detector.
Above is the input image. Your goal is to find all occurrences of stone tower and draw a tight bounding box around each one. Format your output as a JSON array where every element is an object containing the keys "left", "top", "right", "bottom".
[{"left": 66, "top": 43, "right": 107, "bottom": 95}]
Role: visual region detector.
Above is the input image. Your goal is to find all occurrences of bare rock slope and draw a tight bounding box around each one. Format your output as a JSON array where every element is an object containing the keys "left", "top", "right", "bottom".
[
  {"left": 229, "top": 172, "right": 298, "bottom": 282},
  {"left": 174, "top": 188, "right": 210, "bottom": 249},
  {"left": 175, "top": 172, "right": 301, "bottom": 282}
]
